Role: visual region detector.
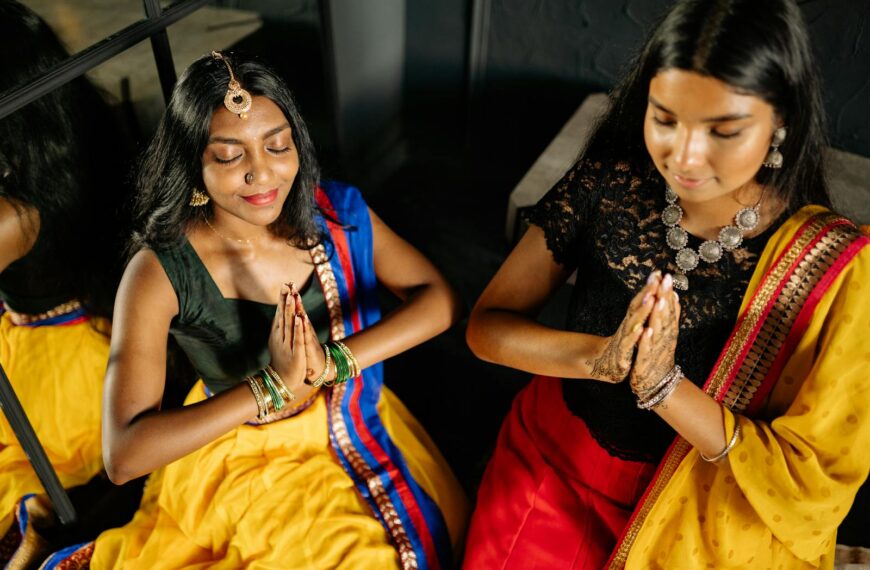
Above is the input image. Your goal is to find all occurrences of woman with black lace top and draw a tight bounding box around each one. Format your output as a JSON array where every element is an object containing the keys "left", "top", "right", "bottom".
[{"left": 462, "top": 1, "right": 870, "bottom": 568}]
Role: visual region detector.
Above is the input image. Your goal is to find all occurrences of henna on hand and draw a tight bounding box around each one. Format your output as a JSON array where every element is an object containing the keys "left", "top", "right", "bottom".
[{"left": 631, "top": 284, "right": 680, "bottom": 393}]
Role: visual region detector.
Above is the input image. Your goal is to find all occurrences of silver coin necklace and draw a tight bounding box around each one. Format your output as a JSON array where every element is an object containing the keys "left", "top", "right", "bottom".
[{"left": 661, "top": 186, "right": 763, "bottom": 291}]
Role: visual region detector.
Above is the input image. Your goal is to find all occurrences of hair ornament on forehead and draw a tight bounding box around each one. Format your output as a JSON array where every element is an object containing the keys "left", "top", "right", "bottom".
[{"left": 211, "top": 50, "right": 252, "bottom": 119}]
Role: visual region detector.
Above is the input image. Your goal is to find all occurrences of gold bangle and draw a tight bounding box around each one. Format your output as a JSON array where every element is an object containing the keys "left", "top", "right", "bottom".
[
  {"left": 700, "top": 422, "right": 743, "bottom": 463},
  {"left": 308, "top": 343, "right": 332, "bottom": 388},
  {"left": 245, "top": 376, "right": 267, "bottom": 421},
  {"left": 265, "top": 365, "right": 296, "bottom": 403},
  {"left": 256, "top": 373, "right": 276, "bottom": 416}
]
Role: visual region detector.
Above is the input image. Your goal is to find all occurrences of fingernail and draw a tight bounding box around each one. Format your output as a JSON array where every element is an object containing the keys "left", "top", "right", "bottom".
[
  {"left": 645, "top": 327, "right": 654, "bottom": 338},
  {"left": 646, "top": 270, "right": 661, "bottom": 285},
  {"left": 643, "top": 293, "right": 652, "bottom": 305},
  {"left": 662, "top": 273, "right": 673, "bottom": 291},
  {"left": 657, "top": 298, "right": 666, "bottom": 311}
]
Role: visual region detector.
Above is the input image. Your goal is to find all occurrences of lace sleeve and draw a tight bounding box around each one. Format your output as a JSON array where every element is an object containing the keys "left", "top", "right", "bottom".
[{"left": 523, "top": 154, "right": 606, "bottom": 268}]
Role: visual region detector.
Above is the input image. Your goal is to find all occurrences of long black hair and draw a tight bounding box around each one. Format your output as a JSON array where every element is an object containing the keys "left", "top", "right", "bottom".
[
  {"left": 588, "top": 0, "right": 831, "bottom": 212},
  {"left": 0, "top": 0, "right": 132, "bottom": 319},
  {"left": 131, "top": 52, "right": 322, "bottom": 253}
]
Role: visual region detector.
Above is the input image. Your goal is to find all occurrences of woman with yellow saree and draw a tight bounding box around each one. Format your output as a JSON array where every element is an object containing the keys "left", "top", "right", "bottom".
[{"left": 462, "top": 1, "right": 869, "bottom": 568}]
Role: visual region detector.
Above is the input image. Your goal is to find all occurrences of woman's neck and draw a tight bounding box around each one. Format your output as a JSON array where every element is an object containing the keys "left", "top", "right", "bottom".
[{"left": 679, "top": 185, "right": 784, "bottom": 242}]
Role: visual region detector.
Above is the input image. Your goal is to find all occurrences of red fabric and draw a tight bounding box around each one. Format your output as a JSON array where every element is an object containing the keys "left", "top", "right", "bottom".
[{"left": 463, "top": 377, "right": 655, "bottom": 570}]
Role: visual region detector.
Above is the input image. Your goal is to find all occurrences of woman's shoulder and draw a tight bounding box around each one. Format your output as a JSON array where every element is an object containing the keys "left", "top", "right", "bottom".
[{"left": 316, "top": 180, "right": 370, "bottom": 228}]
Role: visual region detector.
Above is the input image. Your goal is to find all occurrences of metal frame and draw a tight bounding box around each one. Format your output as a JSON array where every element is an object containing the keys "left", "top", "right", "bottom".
[
  {"left": 0, "top": 0, "right": 209, "bottom": 121},
  {"left": 0, "top": 0, "right": 208, "bottom": 527}
]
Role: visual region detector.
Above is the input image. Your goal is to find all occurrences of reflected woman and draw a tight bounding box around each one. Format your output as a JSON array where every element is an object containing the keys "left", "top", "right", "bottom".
[{"left": 0, "top": 0, "right": 131, "bottom": 556}]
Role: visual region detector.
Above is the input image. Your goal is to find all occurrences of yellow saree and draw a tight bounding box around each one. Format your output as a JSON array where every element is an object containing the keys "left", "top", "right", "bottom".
[{"left": 610, "top": 206, "right": 870, "bottom": 569}]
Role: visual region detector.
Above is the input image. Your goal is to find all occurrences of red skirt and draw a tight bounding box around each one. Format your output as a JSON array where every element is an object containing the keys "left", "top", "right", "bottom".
[{"left": 462, "top": 377, "right": 655, "bottom": 569}]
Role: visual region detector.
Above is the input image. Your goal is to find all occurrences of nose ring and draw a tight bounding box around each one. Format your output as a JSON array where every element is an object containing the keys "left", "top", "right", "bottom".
[{"left": 244, "top": 172, "right": 254, "bottom": 185}]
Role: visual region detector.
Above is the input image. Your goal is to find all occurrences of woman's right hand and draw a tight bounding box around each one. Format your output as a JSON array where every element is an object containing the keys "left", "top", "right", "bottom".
[
  {"left": 584, "top": 271, "right": 660, "bottom": 383},
  {"left": 268, "top": 283, "right": 307, "bottom": 384}
]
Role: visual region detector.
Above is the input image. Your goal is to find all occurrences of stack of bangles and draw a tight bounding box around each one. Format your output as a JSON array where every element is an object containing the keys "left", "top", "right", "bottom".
[
  {"left": 244, "top": 365, "right": 296, "bottom": 422},
  {"left": 306, "top": 340, "right": 360, "bottom": 388},
  {"left": 634, "top": 364, "right": 684, "bottom": 410}
]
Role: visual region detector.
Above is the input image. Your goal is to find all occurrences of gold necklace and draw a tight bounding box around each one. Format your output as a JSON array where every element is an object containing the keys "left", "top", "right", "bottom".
[{"left": 204, "top": 217, "right": 258, "bottom": 245}]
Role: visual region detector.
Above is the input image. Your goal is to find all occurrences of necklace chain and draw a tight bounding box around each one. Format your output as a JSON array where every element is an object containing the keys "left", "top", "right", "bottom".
[
  {"left": 204, "top": 217, "right": 256, "bottom": 245},
  {"left": 661, "top": 186, "right": 763, "bottom": 291}
]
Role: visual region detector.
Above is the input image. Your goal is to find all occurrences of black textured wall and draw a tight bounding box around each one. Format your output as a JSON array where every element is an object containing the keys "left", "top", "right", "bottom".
[{"left": 478, "top": 0, "right": 870, "bottom": 164}]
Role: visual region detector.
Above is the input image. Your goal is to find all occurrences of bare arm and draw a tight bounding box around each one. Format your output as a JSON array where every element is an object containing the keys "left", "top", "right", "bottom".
[
  {"left": 301, "top": 208, "right": 465, "bottom": 379},
  {"left": 102, "top": 250, "right": 285, "bottom": 484},
  {"left": 466, "top": 225, "right": 653, "bottom": 381},
  {"left": 631, "top": 274, "right": 728, "bottom": 459},
  {"left": 0, "top": 198, "right": 38, "bottom": 273},
  {"left": 342, "top": 208, "right": 463, "bottom": 367}
]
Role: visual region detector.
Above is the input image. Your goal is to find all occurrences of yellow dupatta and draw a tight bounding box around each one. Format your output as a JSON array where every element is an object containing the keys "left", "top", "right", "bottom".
[{"left": 609, "top": 206, "right": 870, "bottom": 569}]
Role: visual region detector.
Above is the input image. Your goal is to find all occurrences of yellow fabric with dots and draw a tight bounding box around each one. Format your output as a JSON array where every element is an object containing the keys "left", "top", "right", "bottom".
[
  {"left": 0, "top": 315, "right": 109, "bottom": 534},
  {"left": 91, "top": 382, "right": 468, "bottom": 569},
  {"left": 626, "top": 206, "right": 870, "bottom": 569}
]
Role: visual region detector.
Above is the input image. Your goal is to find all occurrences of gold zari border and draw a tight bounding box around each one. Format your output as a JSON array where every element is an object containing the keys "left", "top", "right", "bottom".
[{"left": 311, "top": 242, "right": 420, "bottom": 570}]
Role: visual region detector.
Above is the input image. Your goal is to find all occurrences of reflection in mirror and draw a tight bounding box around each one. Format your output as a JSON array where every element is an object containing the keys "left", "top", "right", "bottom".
[{"left": 0, "top": 1, "right": 139, "bottom": 565}]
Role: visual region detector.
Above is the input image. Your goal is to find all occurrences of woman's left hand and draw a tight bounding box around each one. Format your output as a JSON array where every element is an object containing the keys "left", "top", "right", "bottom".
[
  {"left": 630, "top": 272, "right": 681, "bottom": 394},
  {"left": 286, "top": 283, "right": 329, "bottom": 384}
]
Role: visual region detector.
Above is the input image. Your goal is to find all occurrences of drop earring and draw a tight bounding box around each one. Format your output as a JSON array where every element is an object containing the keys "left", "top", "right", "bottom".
[
  {"left": 762, "top": 127, "right": 787, "bottom": 169},
  {"left": 189, "top": 188, "right": 210, "bottom": 207}
]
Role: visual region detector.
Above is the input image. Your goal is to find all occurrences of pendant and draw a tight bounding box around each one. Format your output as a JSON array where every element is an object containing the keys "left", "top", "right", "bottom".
[
  {"left": 662, "top": 204, "right": 683, "bottom": 227},
  {"left": 735, "top": 207, "right": 760, "bottom": 231},
  {"left": 675, "top": 248, "right": 699, "bottom": 271},
  {"left": 666, "top": 226, "right": 688, "bottom": 249},
  {"left": 718, "top": 225, "right": 743, "bottom": 250},
  {"left": 673, "top": 273, "right": 689, "bottom": 291},
  {"left": 698, "top": 240, "right": 723, "bottom": 263}
]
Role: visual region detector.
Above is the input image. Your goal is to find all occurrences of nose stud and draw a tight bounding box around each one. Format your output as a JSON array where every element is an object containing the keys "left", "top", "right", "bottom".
[{"left": 244, "top": 172, "right": 254, "bottom": 185}]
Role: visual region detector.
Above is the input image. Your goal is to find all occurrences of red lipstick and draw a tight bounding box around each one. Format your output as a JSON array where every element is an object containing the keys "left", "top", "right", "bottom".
[{"left": 242, "top": 188, "right": 278, "bottom": 206}]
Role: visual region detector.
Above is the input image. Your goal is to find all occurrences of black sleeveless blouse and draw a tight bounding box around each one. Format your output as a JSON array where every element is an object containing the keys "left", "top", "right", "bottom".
[{"left": 154, "top": 238, "right": 330, "bottom": 395}]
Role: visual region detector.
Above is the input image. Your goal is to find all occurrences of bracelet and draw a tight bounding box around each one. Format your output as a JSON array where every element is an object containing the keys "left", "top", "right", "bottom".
[
  {"left": 635, "top": 364, "right": 681, "bottom": 398},
  {"left": 635, "top": 365, "right": 683, "bottom": 410},
  {"left": 265, "top": 365, "right": 296, "bottom": 404},
  {"left": 334, "top": 340, "right": 360, "bottom": 378},
  {"left": 326, "top": 341, "right": 350, "bottom": 386},
  {"left": 307, "top": 343, "right": 333, "bottom": 388},
  {"left": 700, "top": 422, "right": 743, "bottom": 463},
  {"left": 258, "top": 369, "right": 285, "bottom": 412},
  {"left": 245, "top": 375, "right": 267, "bottom": 421}
]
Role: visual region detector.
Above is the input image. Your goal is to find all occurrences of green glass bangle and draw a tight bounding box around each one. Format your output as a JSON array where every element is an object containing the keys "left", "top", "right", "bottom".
[
  {"left": 328, "top": 343, "right": 349, "bottom": 384},
  {"left": 259, "top": 370, "right": 284, "bottom": 411}
]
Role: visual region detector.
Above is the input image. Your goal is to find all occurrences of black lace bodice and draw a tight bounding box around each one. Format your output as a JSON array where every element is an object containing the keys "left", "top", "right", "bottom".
[{"left": 524, "top": 151, "right": 781, "bottom": 463}]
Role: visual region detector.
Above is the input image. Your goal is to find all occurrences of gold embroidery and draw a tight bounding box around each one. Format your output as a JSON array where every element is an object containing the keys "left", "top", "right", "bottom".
[
  {"left": 5, "top": 299, "right": 83, "bottom": 326},
  {"left": 311, "top": 242, "right": 420, "bottom": 570},
  {"left": 724, "top": 219, "right": 857, "bottom": 411}
]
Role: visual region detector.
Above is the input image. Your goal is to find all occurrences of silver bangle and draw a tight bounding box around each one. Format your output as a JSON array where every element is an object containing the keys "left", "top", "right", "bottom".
[
  {"left": 635, "top": 364, "right": 681, "bottom": 397},
  {"left": 637, "top": 371, "right": 683, "bottom": 410},
  {"left": 635, "top": 365, "right": 683, "bottom": 409},
  {"left": 700, "top": 422, "right": 743, "bottom": 463}
]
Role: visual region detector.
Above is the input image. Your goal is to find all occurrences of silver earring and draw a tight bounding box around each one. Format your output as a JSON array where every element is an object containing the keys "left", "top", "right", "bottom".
[
  {"left": 244, "top": 172, "right": 254, "bottom": 185},
  {"left": 762, "top": 127, "right": 787, "bottom": 169}
]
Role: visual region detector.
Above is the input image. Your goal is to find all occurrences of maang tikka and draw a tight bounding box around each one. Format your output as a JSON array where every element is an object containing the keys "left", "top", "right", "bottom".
[{"left": 211, "top": 51, "right": 252, "bottom": 119}]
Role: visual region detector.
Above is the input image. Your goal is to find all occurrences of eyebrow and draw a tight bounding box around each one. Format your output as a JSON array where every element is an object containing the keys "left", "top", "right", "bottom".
[
  {"left": 208, "top": 123, "right": 291, "bottom": 145},
  {"left": 648, "top": 97, "right": 753, "bottom": 122}
]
